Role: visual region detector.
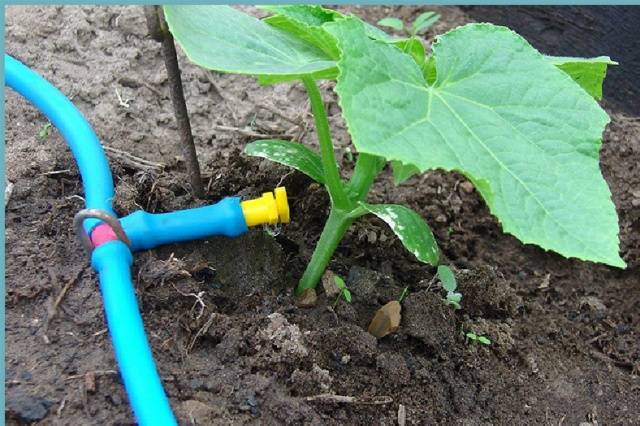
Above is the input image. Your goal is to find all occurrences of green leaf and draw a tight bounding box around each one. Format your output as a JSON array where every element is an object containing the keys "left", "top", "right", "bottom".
[
  {"left": 245, "top": 139, "right": 325, "bottom": 184},
  {"left": 412, "top": 11, "right": 440, "bottom": 35},
  {"left": 342, "top": 288, "right": 352, "bottom": 303},
  {"left": 391, "top": 160, "right": 421, "bottom": 185},
  {"left": 546, "top": 56, "right": 617, "bottom": 100},
  {"left": 423, "top": 55, "right": 437, "bottom": 85},
  {"left": 478, "top": 336, "right": 491, "bottom": 345},
  {"left": 377, "top": 17, "right": 404, "bottom": 32},
  {"left": 163, "top": 5, "right": 335, "bottom": 78},
  {"left": 327, "top": 19, "right": 624, "bottom": 268},
  {"left": 333, "top": 275, "right": 346, "bottom": 290},
  {"left": 447, "top": 291, "right": 462, "bottom": 303},
  {"left": 392, "top": 38, "right": 426, "bottom": 68},
  {"left": 446, "top": 299, "right": 461, "bottom": 310},
  {"left": 256, "top": 5, "right": 394, "bottom": 84},
  {"left": 437, "top": 265, "right": 457, "bottom": 292},
  {"left": 360, "top": 203, "right": 439, "bottom": 265},
  {"left": 261, "top": 5, "right": 341, "bottom": 59}
]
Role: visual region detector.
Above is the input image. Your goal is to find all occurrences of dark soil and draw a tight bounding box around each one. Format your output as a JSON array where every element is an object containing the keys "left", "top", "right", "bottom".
[{"left": 5, "top": 5, "right": 639, "bottom": 425}]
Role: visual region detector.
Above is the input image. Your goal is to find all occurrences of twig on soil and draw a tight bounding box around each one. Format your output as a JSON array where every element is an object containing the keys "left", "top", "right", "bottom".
[
  {"left": 424, "top": 274, "right": 439, "bottom": 292},
  {"left": 590, "top": 349, "right": 635, "bottom": 371},
  {"left": 255, "top": 103, "right": 303, "bottom": 127},
  {"left": 92, "top": 328, "right": 108, "bottom": 338},
  {"left": 43, "top": 267, "right": 86, "bottom": 344},
  {"left": 305, "top": 393, "right": 393, "bottom": 405},
  {"left": 276, "top": 169, "right": 295, "bottom": 188},
  {"left": 171, "top": 283, "right": 206, "bottom": 321},
  {"left": 211, "top": 124, "right": 292, "bottom": 140},
  {"left": 39, "top": 169, "right": 72, "bottom": 176},
  {"left": 114, "top": 87, "right": 132, "bottom": 108},
  {"left": 398, "top": 404, "right": 406, "bottom": 426},
  {"left": 64, "top": 370, "right": 118, "bottom": 381},
  {"left": 187, "top": 312, "right": 216, "bottom": 353},
  {"left": 56, "top": 398, "right": 66, "bottom": 416},
  {"left": 103, "top": 145, "right": 165, "bottom": 172},
  {"left": 5, "top": 180, "right": 14, "bottom": 207},
  {"left": 65, "top": 195, "right": 85, "bottom": 205}
]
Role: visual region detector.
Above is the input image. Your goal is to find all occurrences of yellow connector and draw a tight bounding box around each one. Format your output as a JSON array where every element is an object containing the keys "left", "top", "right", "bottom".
[{"left": 241, "top": 187, "right": 290, "bottom": 227}]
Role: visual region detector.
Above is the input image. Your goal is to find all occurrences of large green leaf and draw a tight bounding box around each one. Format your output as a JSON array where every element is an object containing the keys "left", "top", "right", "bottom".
[
  {"left": 163, "top": 5, "right": 335, "bottom": 77},
  {"left": 327, "top": 19, "right": 624, "bottom": 267},
  {"left": 256, "top": 5, "right": 396, "bottom": 84},
  {"left": 360, "top": 203, "right": 439, "bottom": 265},
  {"left": 245, "top": 139, "right": 325, "bottom": 184},
  {"left": 261, "top": 5, "right": 341, "bottom": 59},
  {"left": 546, "top": 56, "right": 617, "bottom": 100}
]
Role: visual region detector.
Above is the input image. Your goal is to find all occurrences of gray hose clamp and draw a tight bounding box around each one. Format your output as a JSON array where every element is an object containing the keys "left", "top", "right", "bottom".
[{"left": 73, "top": 208, "right": 131, "bottom": 255}]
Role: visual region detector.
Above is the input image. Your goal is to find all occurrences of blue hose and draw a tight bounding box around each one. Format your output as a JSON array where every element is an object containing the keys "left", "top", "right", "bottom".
[
  {"left": 91, "top": 241, "right": 175, "bottom": 425},
  {"left": 5, "top": 54, "right": 177, "bottom": 425},
  {"left": 4, "top": 55, "right": 114, "bottom": 231},
  {"left": 121, "top": 197, "right": 248, "bottom": 251}
]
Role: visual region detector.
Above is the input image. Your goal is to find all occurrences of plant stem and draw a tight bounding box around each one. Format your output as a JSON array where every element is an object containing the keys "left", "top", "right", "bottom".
[
  {"left": 301, "top": 77, "right": 349, "bottom": 210},
  {"left": 144, "top": 6, "right": 204, "bottom": 198},
  {"left": 296, "top": 209, "right": 353, "bottom": 295},
  {"left": 348, "top": 153, "right": 385, "bottom": 202}
]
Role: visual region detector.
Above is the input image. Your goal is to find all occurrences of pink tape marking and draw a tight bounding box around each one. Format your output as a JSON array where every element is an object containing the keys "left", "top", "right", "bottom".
[{"left": 90, "top": 223, "right": 118, "bottom": 247}]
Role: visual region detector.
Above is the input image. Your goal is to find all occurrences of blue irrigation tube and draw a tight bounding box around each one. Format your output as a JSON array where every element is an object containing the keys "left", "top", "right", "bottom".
[
  {"left": 120, "top": 197, "right": 247, "bottom": 251},
  {"left": 91, "top": 241, "right": 174, "bottom": 425},
  {"left": 4, "top": 55, "right": 114, "bottom": 231},
  {"left": 4, "top": 54, "right": 177, "bottom": 426}
]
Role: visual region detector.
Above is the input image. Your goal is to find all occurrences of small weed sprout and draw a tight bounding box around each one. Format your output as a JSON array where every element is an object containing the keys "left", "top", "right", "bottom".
[
  {"left": 398, "top": 286, "right": 409, "bottom": 304},
  {"left": 377, "top": 11, "right": 440, "bottom": 36},
  {"left": 332, "top": 275, "right": 352, "bottom": 308},
  {"left": 38, "top": 122, "right": 52, "bottom": 140},
  {"left": 438, "top": 265, "right": 462, "bottom": 309},
  {"left": 465, "top": 332, "right": 491, "bottom": 346}
]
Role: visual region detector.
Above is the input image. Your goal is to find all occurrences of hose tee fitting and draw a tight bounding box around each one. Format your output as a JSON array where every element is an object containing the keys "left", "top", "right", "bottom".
[{"left": 241, "top": 187, "right": 290, "bottom": 227}]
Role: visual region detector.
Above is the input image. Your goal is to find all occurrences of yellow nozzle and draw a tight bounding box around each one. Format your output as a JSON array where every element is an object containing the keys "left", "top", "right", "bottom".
[{"left": 241, "top": 187, "right": 290, "bottom": 227}]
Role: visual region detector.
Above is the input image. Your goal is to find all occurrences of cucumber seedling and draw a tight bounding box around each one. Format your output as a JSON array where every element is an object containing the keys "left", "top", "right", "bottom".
[
  {"left": 164, "top": 5, "right": 624, "bottom": 297},
  {"left": 465, "top": 332, "right": 491, "bottom": 346},
  {"left": 377, "top": 11, "right": 440, "bottom": 37},
  {"left": 332, "top": 275, "right": 352, "bottom": 308},
  {"left": 438, "top": 265, "right": 462, "bottom": 310}
]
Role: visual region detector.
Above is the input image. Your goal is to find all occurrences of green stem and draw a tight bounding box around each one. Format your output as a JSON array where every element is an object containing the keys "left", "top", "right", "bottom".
[
  {"left": 348, "top": 153, "right": 385, "bottom": 202},
  {"left": 296, "top": 209, "right": 354, "bottom": 295},
  {"left": 302, "top": 77, "right": 350, "bottom": 210}
]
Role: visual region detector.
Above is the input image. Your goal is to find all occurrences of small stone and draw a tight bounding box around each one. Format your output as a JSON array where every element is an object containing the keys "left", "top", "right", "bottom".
[
  {"left": 6, "top": 392, "right": 52, "bottom": 422},
  {"left": 296, "top": 288, "right": 317, "bottom": 308},
  {"left": 398, "top": 404, "right": 406, "bottom": 426},
  {"left": 368, "top": 301, "right": 402, "bottom": 338},
  {"left": 460, "top": 181, "right": 474, "bottom": 193},
  {"left": 321, "top": 270, "right": 340, "bottom": 298},
  {"left": 580, "top": 296, "right": 607, "bottom": 312},
  {"left": 435, "top": 214, "right": 447, "bottom": 223},
  {"left": 179, "top": 400, "right": 217, "bottom": 423}
]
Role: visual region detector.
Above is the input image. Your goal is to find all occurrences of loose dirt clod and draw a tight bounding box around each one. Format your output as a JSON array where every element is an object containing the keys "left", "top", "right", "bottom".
[
  {"left": 296, "top": 288, "right": 317, "bottom": 308},
  {"left": 321, "top": 270, "right": 340, "bottom": 298},
  {"left": 368, "top": 301, "right": 402, "bottom": 338}
]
